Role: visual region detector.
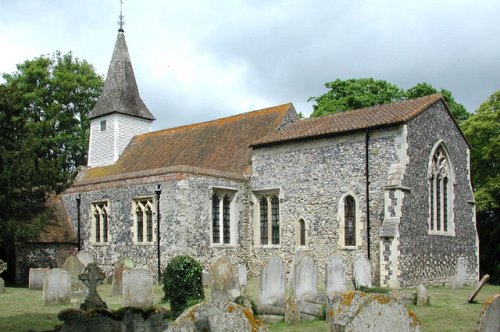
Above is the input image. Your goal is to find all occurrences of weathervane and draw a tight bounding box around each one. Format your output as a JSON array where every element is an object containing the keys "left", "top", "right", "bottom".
[{"left": 118, "top": 0, "right": 125, "bottom": 32}]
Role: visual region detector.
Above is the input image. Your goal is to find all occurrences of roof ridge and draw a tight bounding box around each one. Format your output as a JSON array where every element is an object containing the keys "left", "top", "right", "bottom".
[{"left": 139, "top": 102, "right": 293, "bottom": 138}]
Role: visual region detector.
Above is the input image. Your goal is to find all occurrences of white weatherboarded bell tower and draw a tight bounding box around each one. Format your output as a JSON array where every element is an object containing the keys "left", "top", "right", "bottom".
[{"left": 87, "top": 23, "right": 155, "bottom": 167}]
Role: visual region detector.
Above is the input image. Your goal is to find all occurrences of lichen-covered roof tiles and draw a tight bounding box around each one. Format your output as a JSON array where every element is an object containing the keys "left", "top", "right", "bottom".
[
  {"left": 78, "top": 103, "right": 295, "bottom": 184},
  {"left": 252, "top": 94, "right": 444, "bottom": 147}
]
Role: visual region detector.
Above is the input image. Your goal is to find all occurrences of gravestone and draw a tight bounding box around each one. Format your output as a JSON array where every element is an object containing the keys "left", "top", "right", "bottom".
[
  {"left": 29, "top": 268, "right": 49, "bottom": 290},
  {"left": 238, "top": 264, "right": 248, "bottom": 296},
  {"left": 208, "top": 257, "right": 240, "bottom": 301},
  {"left": 167, "top": 300, "right": 268, "bottom": 332},
  {"left": 288, "top": 250, "right": 307, "bottom": 292},
  {"left": 0, "top": 259, "right": 7, "bottom": 294},
  {"left": 325, "top": 256, "right": 346, "bottom": 295},
  {"left": 79, "top": 263, "right": 107, "bottom": 311},
  {"left": 56, "top": 251, "right": 72, "bottom": 268},
  {"left": 285, "top": 296, "right": 300, "bottom": 323},
  {"left": 61, "top": 255, "right": 86, "bottom": 296},
  {"left": 122, "top": 268, "right": 153, "bottom": 307},
  {"left": 43, "top": 268, "right": 71, "bottom": 305},
  {"left": 476, "top": 293, "right": 500, "bottom": 332},
  {"left": 416, "top": 284, "right": 428, "bottom": 306},
  {"left": 452, "top": 257, "right": 467, "bottom": 289},
  {"left": 353, "top": 253, "right": 372, "bottom": 288},
  {"left": 259, "top": 255, "right": 285, "bottom": 306},
  {"left": 292, "top": 255, "right": 317, "bottom": 301},
  {"left": 76, "top": 251, "right": 94, "bottom": 268},
  {"left": 467, "top": 274, "right": 490, "bottom": 303},
  {"left": 112, "top": 257, "right": 135, "bottom": 296}
]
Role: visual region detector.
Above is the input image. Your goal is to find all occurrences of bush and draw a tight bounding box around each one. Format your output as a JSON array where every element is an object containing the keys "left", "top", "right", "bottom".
[
  {"left": 163, "top": 255, "right": 205, "bottom": 317},
  {"left": 357, "top": 285, "right": 390, "bottom": 294}
]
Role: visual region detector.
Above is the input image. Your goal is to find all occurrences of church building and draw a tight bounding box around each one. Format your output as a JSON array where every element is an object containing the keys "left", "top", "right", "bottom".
[{"left": 19, "top": 26, "right": 479, "bottom": 288}]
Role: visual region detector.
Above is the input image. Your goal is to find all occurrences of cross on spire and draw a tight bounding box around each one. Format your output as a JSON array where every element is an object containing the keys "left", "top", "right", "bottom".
[{"left": 118, "top": 0, "right": 125, "bottom": 32}]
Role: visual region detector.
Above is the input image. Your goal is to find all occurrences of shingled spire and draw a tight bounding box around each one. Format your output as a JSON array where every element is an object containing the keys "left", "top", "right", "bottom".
[{"left": 89, "top": 29, "right": 154, "bottom": 120}]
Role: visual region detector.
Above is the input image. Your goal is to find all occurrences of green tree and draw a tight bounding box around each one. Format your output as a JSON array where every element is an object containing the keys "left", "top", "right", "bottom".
[
  {"left": 461, "top": 90, "right": 500, "bottom": 283},
  {"left": 309, "top": 78, "right": 406, "bottom": 117},
  {"left": 0, "top": 52, "right": 103, "bottom": 245}
]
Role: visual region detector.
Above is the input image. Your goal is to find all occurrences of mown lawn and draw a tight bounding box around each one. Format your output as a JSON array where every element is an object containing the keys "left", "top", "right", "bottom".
[{"left": 0, "top": 280, "right": 498, "bottom": 331}]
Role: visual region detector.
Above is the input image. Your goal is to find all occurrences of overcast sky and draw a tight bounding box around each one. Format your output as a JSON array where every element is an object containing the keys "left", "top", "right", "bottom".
[{"left": 1, "top": 0, "right": 499, "bottom": 130}]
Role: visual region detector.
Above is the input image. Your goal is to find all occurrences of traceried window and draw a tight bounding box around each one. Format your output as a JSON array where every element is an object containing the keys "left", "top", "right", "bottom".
[
  {"left": 344, "top": 196, "right": 356, "bottom": 246},
  {"left": 212, "top": 189, "right": 236, "bottom": 245},
  {"left": 133, "top": 198, "right": 154, "bottom": 243},
  {"left": 91, "top": 202, "right": 109, "bottom": 244},
  {"left": 428, "top": 144, "right": 454, "bottom": 235},
  {"left": 256, "top": 193, "right": 280, "bottom": 245}
]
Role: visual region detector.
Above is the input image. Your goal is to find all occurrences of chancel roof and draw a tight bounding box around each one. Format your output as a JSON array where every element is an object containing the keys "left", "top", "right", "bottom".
[
  {"left": 252, "top": 94, "right": 445, "bottom": 147},
  {"left": 89, "top": 31, "right": 155, "bottom": 120},
  {"left": 78, "top": 103, "right": 296, "bottom": 184}
]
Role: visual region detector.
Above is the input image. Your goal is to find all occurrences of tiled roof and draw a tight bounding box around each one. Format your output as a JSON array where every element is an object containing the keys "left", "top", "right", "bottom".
[
  {"left": 252, "top": 94, "right": 444, "bottom": 147},
  {"left": 89, "top": 31, "right": 154, "bottom": 120},
  {"left": 79, "top": 103, "right": 295, "bottom": 183},
  {"left": 33, "top": 195, "right": 77, "bottom": 243}
]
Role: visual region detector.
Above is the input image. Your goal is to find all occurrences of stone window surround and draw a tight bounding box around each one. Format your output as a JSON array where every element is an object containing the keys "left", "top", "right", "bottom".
[
  {"left": 252, "top": 189, "right": 282, "bottom": 248},
  {"left": 210, "top": 187, "right": 238, "bottom": 247},
  {"left": 337, "top": 192, "right": 363, "bottom": 250},
  {"left": 427, "top": 140, "right": 456, "bottom": 236},
  {"left": 294, "top": 218, "right": 308, "bottom": 248},
  {"left": 130, "top": 196, "right": 156, "bottom": 245},
  {"left": 90, "top": 200, "right": 110, "bottom": 245}
]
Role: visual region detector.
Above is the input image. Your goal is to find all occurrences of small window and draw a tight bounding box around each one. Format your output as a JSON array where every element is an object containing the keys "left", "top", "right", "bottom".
[
  {"left": 338, "top": 193, "right": 361, "bottom": 248},
  {"left": 91, "top": 202, "right": 109, "bottom": 244},
  {"left": 344, "top": 196, "right": 356, "bottom": 246},
  {"left": 133, "top": 198, "right": 154, "bottom": 243},
  {"left": 297, "top": 219, "right": 306, "bottom": 246},
  {"left": 256, "top": 193, "right": 280, "bottom": 245},
  {"left": 100, "top": 120, "right": 107, "bottom": 132},
  {"left": 211, "top": 189, "right": 236, "bottom": 245}
]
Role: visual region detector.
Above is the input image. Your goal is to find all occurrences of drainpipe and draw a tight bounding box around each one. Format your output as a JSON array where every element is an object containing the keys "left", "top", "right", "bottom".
[
  {"left": 365, "top": 130, "right": 371, "bottom": 260},
  {"left": 155, "top": 184, "right": 162, "bottom": 282},
  {"left": 76, "top": 193, "right": 81, "bottom": 251}
]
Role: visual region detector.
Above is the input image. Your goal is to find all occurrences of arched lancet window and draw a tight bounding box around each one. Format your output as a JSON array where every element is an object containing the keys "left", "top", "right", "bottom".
[
  {"left": 344, "top": 195, "right": 356, "bottom": 246},
  {"left": 133, "top": 198, "right": 154, "bottom": 243},
  {"left": 92, "top": 201, "right": 109, "bottom": 243},
  {"left": 212, "top": 189, "right": 236, "bottom": 245},
  {"left": 429, "top": 144, "right": 453, "bottom": 233},
  {"left": 256, "top": 193, "right": 280, "bottom": 245},
  {"left": 299, "top": 219, "right": 306, "bottom": 246},
  {"left": 212, "top": 193, "right": 220, "bottom": 243},
  {"left": 260, "top": 196, "right": 268, "bottom": 244}
]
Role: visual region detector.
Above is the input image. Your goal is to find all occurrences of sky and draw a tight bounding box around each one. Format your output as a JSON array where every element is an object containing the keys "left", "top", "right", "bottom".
[{"left": 0, "top": 0, "right": 499, "bottom": 131}]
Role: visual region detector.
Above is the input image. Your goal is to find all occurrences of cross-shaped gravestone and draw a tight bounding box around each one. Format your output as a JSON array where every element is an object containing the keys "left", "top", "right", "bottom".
[{"left": 78, "top": 263, "right": 107, "bottom": 310}]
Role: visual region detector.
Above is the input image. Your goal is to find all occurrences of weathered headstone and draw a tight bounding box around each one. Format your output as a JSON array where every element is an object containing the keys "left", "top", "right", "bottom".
[
  {"left": 43, "top": 268, "right": 71, "bottom": 305},
  {"left": 76, "top": 250, "right": 94, "bottom": 268},
  {"left": 56, "top": 250, "right": 72, "bottom": 268},
  {"left": 288, "top": 250, "right": 307, "bottom": 292},
  {"left": 167, "top": 300, "right": 268, "bottom": 332},
  {"left": 259, "top": 255, "right": 285, "bottom": 306},
  {"left": 476, "top": 293, "right": 500, "bottom": 332},
  {"left": 208, "top": 257, "right": 240, "bottom": 301},
  {"left": 61, "top": 255, "right": 86, "bottom": 296},
  {"left": 285, "top": 296, "right": 300, "bottom": 324},
  {"left": 467, "top": 274, "right": 490, "bottom": 303},
  {"left": 112, "top": 257, "right": 135, "bottom": 296},
  {"left": 29, "top": 268, "right": 49, "bottom": 290},
  {"left": 238, "top": 264, "right": 248, "bottom": 296},
  {"left": 122, "top": 268, "right": 153, "bottom": 307},
  {"left": 79, "top": 263, "right": 107, "bottom": 311},
  {"left": 416, "top": 284, "right": 429, "bottom": 306},
  {"left": 0, "top": 259, "right": 7, "bottom": 294},
  {"left": 452, "top": 257, "right": 467, "bottom": 289},
  {"left": 292, "top": 255, "right": 317, "bottom": 301},
  {"left": 353, "top": 253, "right": 372, "bottom": 288},
  {"left": 325, "top": 256, "right": 346, "bottom": 295}
]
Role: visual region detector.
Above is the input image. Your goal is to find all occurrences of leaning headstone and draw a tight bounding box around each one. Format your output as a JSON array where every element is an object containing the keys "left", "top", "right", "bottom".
[
  {"left": 325, "top": 256, "right": 346, "bottom": 295},
  {"left": 208, "top": 257, "right": 240, "bottom": 301},
  {"left": 43, "top": 268, "right": 71, "bottom": 305},
  {"left": 61, "top": 255, "right": 86, "bottom": 296},
  {"left": 76, "top": 251, "right": 94, "bottom": 268},
  {"left": 29, "top": 268, "right": 49, "bottom": 290},
  {"left": 259, "top": 255, "right": 285, "bottom": 306},
  {"left": 285, "top": 296, "right": 300, "bottom": 324},
  {"left": 353, "top": 253, "right": 372, "bottom": 288},
  {"left": 122, "top": 268, "right": 153, "bottom": 307},
  {"left": 0, "top": 259, "right": 6, "bottom": 294},
  {"left": 416, "top": 284, "right": 429, "bottom": 306},
  {"left": 292, "top": 255, "right": 317, "bottom": 301},
  {"left": 167, "top": 300, "right": 268, "bottom": 332},
  {"left": 452, "top": 257, "right": 467, "bottom": 289},
  {"left": 79, "top": 263, "right": 107, "bottom": 311},
  {"left": 112, "top": 257, "right": 135, "bottom": 296},
  {"left": 467, "top": 274, "right": 490, "bottom": 303},
  {"left": 476, "top": 293, "right": 500, "bottom": 332},
  {"left": 56, "top": 251, "right": 72, "bottom": 268}
]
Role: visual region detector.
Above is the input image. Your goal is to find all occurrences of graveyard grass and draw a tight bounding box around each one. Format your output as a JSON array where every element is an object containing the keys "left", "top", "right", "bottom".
[{"left": 0, "top": 281, "right": 498, "bottom": 331}]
